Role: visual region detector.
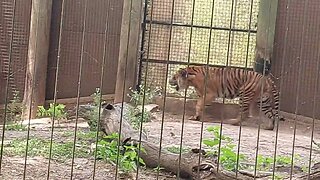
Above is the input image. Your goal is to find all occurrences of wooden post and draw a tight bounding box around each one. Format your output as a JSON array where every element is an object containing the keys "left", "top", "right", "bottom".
[
  {"left": 22, "top": 0, "right": 52, "bottom": 119},
  {"left": 254, "top": 0, "right": 278, "bottom": 74},
  {"left": 114, "top": 0, "right": 143, "bottom": 103}
]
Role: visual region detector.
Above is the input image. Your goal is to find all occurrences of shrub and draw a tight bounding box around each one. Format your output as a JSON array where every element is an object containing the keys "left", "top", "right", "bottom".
[
  {"left": 37, "top": 103, "right": 67, "bottom": 120},
  {"left": 95, "top": 133, "right": 145, "bottom": 173},
  {"left": 6, "top": 90, "right": 23, "bottom": 122}
]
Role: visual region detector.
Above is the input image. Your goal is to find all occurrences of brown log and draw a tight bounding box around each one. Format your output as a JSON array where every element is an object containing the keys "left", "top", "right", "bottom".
[
  {"left": 99, "top": 102, "right": 254, "bottom": 180},
  {"left": 299, "top": 171, "right": 320, "bottom": 180}
]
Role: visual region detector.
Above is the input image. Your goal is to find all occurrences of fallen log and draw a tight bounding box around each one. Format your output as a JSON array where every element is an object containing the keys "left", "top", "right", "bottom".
[{"left": 98, "top": 102, "right": 254, "bottom": 179}]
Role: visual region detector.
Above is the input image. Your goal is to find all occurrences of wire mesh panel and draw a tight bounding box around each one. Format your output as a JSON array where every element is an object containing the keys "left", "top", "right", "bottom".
[
  {"left": 140, "top": 0, "right": 259, "bottom": 99},
  {"left": 0, "top": 0, "right": 32, "bottom": 104},
  {"left": 46, "top": 0, "right": 123, "bottom": 100}
]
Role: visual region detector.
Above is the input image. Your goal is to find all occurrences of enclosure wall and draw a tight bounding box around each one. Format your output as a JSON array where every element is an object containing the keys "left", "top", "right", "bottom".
[
  {"left": 0, "top": 0, "right": 32, "bottom": 104},
  {"left": 0, "top": 0, "right": 124, "bottom": 104},
  {"left": 272, "top": 0, "right": 320, "bottom": 119},
  {"left": 46, "top": 0, "right": 124, "bottom": 100}
]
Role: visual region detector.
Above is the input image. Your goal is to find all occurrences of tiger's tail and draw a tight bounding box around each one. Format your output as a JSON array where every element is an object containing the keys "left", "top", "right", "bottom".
[{"left": 270, "top": 80, "right": 285, "bottom": 121}]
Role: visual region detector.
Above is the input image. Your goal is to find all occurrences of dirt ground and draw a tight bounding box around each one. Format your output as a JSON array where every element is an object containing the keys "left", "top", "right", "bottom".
[{"left": 0, "top": 107, "right": 320, "bottom": 180}]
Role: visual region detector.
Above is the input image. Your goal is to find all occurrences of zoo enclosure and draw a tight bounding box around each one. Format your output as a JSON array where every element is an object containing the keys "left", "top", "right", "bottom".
[
  {"left": 0, "top": 0, "right": 320, "bottom": 179},
  {"left": 1, "top": 0, "right": 320, "bottom": 119}
]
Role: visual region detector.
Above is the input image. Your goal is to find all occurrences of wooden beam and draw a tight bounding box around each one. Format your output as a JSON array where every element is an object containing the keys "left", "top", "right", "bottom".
[
  {"left": 254, "top": 0, "right": 279, "bottom": 74},
  {"left": 22, "top": 0, "right": 53, "bottom": 120},
  {"left": 114, "top": 0, "right": 143, "bottom": 103}
]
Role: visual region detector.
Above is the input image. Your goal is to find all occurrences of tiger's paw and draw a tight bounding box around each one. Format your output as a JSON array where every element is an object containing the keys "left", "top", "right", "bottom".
[
  {"left": 189, "top": 115, "right": 200, "bottom": 121},
  {"left": 226, "top": 118, "right": 241, "bottom": 126},
  {"left": 263, "top": 124, "right": 275, "bottom": 131}
]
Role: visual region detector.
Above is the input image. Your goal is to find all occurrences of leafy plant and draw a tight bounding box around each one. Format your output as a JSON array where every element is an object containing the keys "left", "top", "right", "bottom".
[
  {"left": 37, "top": 103, "right": 67, "bottom": 120},
  {"left": 95, "top": 133, "right": 146, "bottom": 173},
  {"left": 126, "top": 85, "right": 157, "bottom": 131},
  {"left": 276, "top": 155, "right": 292, "bottom": 166},
  {"left": 5, "top": 123, "right": 27, "bottom": 131},
  {"left": 203, "top": 126, "right": 246, "bottom": 171},
  {"left": 256, "top": 154, "right": 274, "bottom": 170},
  {"left": 86, "top": 88, "right": 106, "bottom": 131},
  {"left": 127, "top": 84, "right": 161, "bottom": 106},
  {"left": 127, "top": 106, "right": 151, "bottom": 130},
  {"left": 6, "top": 90, "right": 23, "bottom": 122},
  {"left": 153, "top": 165, "right": 165, "bottom": 173}
]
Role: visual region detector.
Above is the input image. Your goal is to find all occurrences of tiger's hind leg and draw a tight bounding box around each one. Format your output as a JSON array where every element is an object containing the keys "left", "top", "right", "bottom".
[
  {"left": 226, "top": 90, "right": 252, "bottom": 126},
  {"left": 257, "top": 94, "right": 275, "bottom": 130}
]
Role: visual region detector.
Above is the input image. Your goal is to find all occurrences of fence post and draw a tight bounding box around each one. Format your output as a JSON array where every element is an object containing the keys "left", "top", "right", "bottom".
[
  {"left": 22, "top": 0, "right": 52, "bottom": 119},
  {"left": 114, "top": 0, "right": 143, "bottom": 103},
  {"left": 254, "top": 0, "right": 278, "bottom": 74}
]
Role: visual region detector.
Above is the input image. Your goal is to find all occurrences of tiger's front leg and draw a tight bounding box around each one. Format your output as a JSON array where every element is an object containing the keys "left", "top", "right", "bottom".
[
  {"left": 189, "top": 97, "right": 204, "bottom": 121},
  {"left": 189, "top": 92, "right": 215, "bottom": 121}
]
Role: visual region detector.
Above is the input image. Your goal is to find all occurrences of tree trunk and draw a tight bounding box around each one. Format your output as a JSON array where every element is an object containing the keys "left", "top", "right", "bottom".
[{"left": 99, "top": 102, "right": 254, "bottom": 180}]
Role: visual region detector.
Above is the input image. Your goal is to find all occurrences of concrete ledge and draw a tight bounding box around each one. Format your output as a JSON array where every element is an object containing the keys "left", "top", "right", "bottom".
[{"left": 154, "top": 96, "right": 240, "bottom": 122}]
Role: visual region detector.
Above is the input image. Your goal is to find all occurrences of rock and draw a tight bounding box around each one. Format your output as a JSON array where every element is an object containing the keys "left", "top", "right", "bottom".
[
  {"left": 21, "top": 117, "right": 51, "bottom": 125},
  {"left": 136, "top": 104, "right": 159, "bottom": 113}
]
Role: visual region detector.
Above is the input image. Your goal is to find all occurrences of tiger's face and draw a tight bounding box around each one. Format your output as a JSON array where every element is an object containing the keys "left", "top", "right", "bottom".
[{"left": 169, "top": 68, "right": 189, "bottom": 91}]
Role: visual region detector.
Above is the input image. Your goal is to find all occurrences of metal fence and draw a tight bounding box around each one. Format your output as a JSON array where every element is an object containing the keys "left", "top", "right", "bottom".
[
  {"left": 0, "top": 0, "right": 320, "bottom": 180},
  {"left": 139, "top": 0, "right": 259, "bottom": 98}
]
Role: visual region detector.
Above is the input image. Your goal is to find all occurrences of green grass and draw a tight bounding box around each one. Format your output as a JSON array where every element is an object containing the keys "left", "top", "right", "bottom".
[
  {"left": 3, "top": 138, "right": 92, "bottom": 162},
  {"left": 4, "top": 123, "right": 27, "bottom": 131},
  {"left": 62, "top": 130, "right": 98, "bottom": 141}
]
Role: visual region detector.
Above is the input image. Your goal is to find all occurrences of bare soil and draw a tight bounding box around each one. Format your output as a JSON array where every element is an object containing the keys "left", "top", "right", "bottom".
[{"left": 0, "top": 108, "right": 319, "bottom": 180}]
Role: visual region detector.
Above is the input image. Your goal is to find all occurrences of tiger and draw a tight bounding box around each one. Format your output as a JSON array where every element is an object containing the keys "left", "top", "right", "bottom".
[{"left": 169, "top": 65, "right": 284, "bottom": 130}]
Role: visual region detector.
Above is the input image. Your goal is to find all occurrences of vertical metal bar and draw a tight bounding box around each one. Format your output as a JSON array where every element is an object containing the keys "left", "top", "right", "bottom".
[
  {"left": 0, "top": 0, "right": 17, "bottom": 173},
  {"left": 23, "top": 0, "right": 42, "bottom": 178},
  {"left": 228, "top": 0, "right": 238, "bottom": 66},
  {"left": 289, "top": 0, "right": 308, "bottom": 179},
  {"left": 114, "top": 0, "right": 134, "bottom": 178},
  {"left": 216, "top": 0, "right": 235, "bottom": 172},
  {"left": 137, "top": 0, "right": 150, "bottom": 89},
  {"left": 235, "top": 0, "right": 254, "bottom": 178},
  {"left": 46, "top": 0, "right": 66, "bottom": 178},
  {"left": 156, "top": 0, "right": 175, "bottom": 177},
  {"left": 135, "top": 0, "right": 153, "bottom": 179},
  {"left": 177, "top": 0, "right": 197, "bottom": 178},
  {"left": 195, "top": 0, "right": 216, "bottom": 177},
  {"left": 70, "top": 0, "right": 88, "bottom": 178},
  {"left": 92, "top": 1, "right": 111, "bottom": 179},
  {"left": 272, "top": 0, "right": 291, "bottom": 179}
]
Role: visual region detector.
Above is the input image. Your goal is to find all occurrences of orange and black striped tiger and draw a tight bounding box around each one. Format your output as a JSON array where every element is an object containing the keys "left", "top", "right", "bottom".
[{"left": 169, "top": 65, "right": 283, "bottom": 130}]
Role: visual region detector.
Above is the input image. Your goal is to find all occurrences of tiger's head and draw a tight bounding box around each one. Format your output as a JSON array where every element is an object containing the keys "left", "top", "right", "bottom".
[{"left": 169, "top": 67, "right": 196, "bottom": 91}]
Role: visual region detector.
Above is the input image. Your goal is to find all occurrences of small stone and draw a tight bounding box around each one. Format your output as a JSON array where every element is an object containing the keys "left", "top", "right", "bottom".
[
  {"left": 21, "top": 118, "right": 51, "bottom": 125},
  {"left": 137, "top": 104, "right": 159, "bottom": 113}
]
